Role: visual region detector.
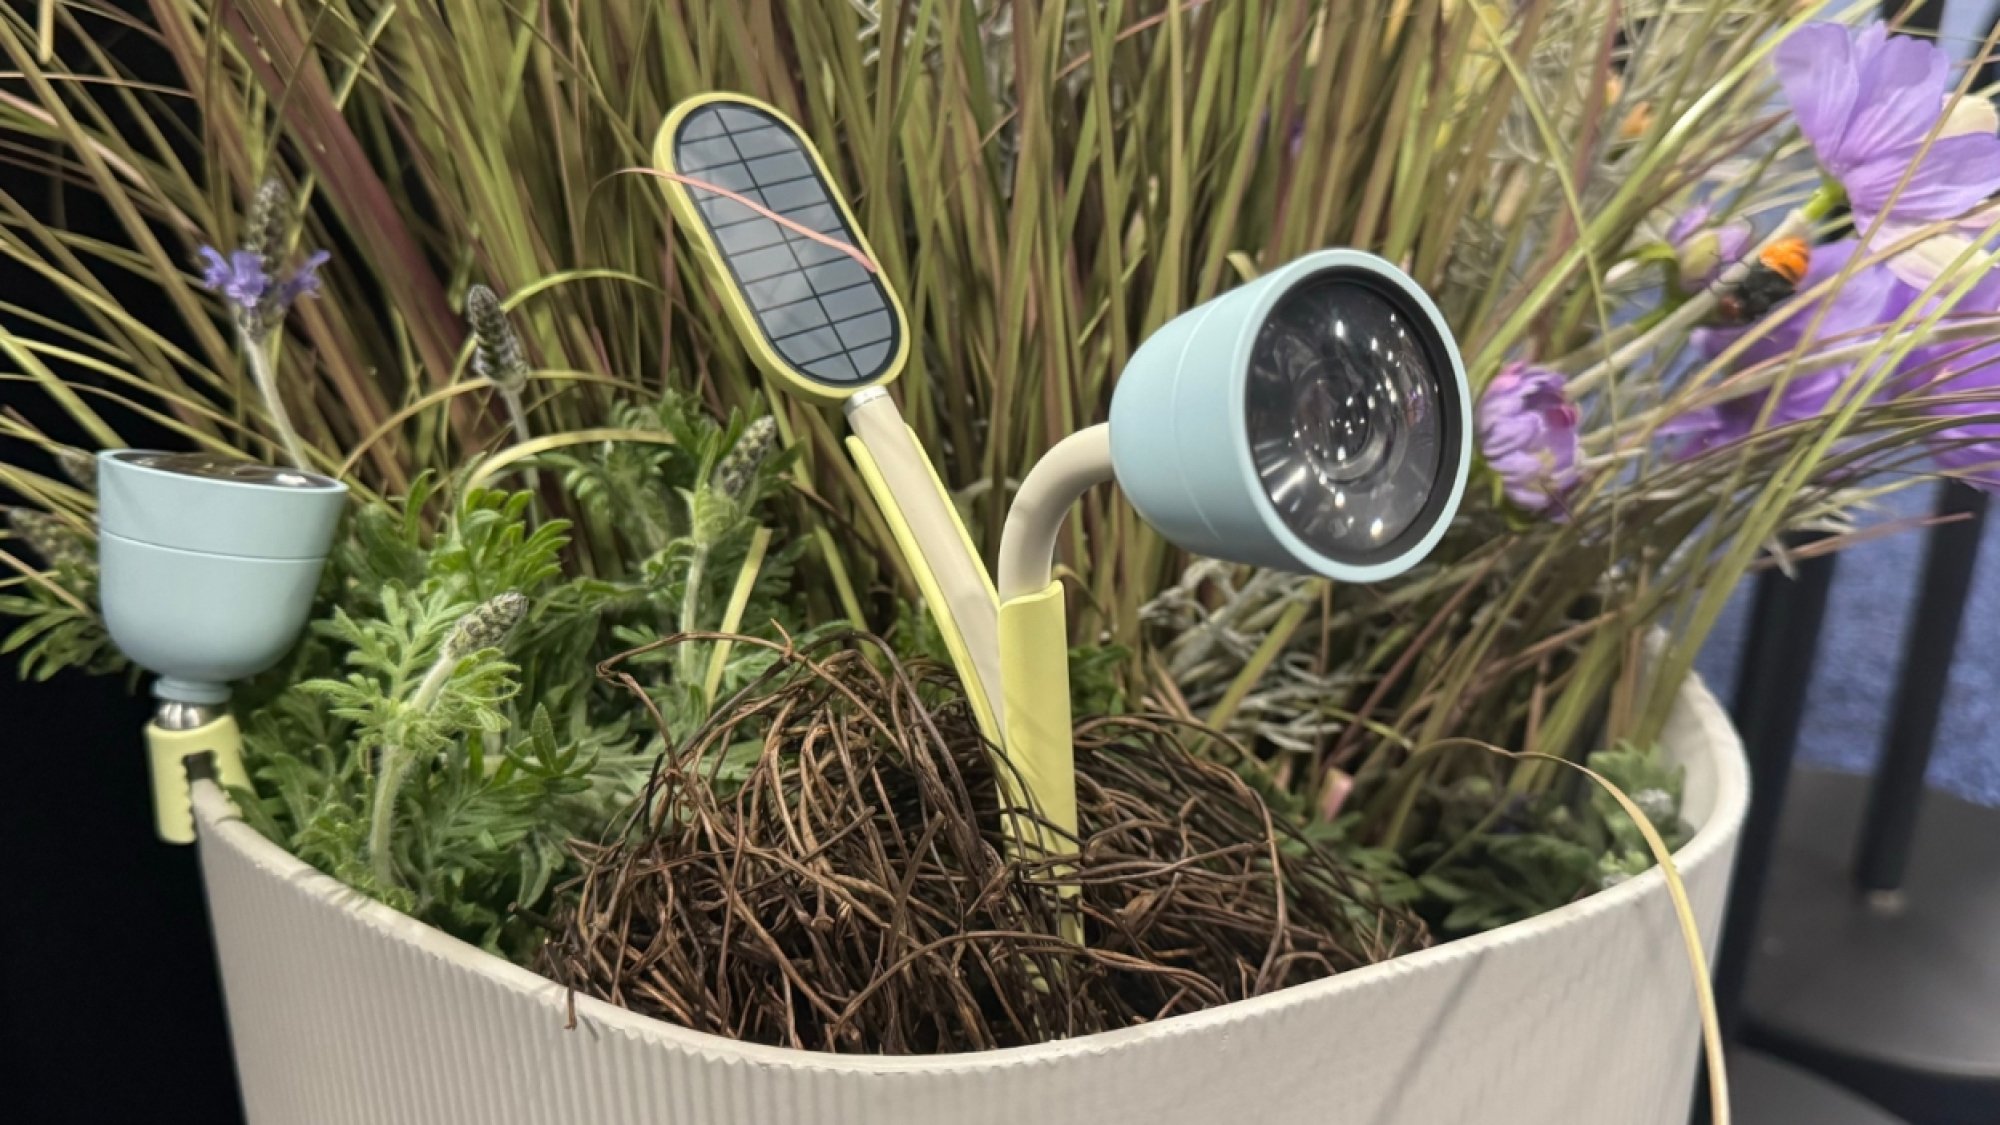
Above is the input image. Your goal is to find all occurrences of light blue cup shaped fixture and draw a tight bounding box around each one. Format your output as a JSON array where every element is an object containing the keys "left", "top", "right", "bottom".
[
  {"left": 1108, "top": 248, "right": 1470, "bottom": 582},
  {"left": 97, "top": 451, "right": 348, "bottom": 705}
]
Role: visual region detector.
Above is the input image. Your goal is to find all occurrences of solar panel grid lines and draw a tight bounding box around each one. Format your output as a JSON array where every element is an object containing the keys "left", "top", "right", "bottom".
[{"left": 671, "top": 102, "right": 901, "bottom": 390}]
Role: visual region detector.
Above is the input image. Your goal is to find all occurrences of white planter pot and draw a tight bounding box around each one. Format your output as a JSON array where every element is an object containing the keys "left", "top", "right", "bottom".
[{"left": 194, "top": 673, "right": 1747, "bottom": 1125}]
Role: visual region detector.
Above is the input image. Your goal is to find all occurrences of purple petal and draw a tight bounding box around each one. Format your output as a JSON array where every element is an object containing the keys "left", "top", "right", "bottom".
[
  {"left": 1685, "top": 239, "right": 1908, "bottom": 449},
  {"left": 1693, "top": 325, "right": 1739, "bottom": 360},
  {"left": 222, "top": 249, "right": 270, "bottom": 308},
  {"left": 1924, "top": 352, "right": 2000, "bottom": 489},
  {"left": 197, "top": 246, "right": 231, "bottom": 290},
  {"left": 1706, "top": 240, "right": 1893, "bottom": 370},
  {"left": 1766, "top": 369, "right": 1848, "bottom": 422},
  {"left": 1477, "top": 364, "right": 1581, "bottom": 512},
  {"left": 1831, "top": 31, "right": 1950, "bottom": 171},
  {"left": 1777, "top": 23, "right": 1862, "bottom": 158},
  {"left": 1914, "top": 340, "right": 2000, "bottom": 398},
  {"left": 1663, "top": 406, "right": 1746, "bottom": 460},
  {"left": 1930, "top": 437, "right": 2000, "bottom": 490},
  {"left": 1659, "top": 405, "right": 1723, "bottom": 439},
  {"left": 1899, "top": 270, "right": 2000, "bottom": 394},
  {"left": 1852, "top": 21, "right": 1892, "bottom": 63},
  {"left": 1502, "top": 481, "right": 1557, "bottom": 512},
  {"left": 1667, "top": 203, "right": 1714, "bottom": 247},
  {"left": 1849, "top": 131, "right": 2000, "bottom": 221},
  {"left": 276, "top": 249, "right": 331, "bottom": 306},
  {"left": 1481, "top": 415, "right": 1541, "bottom": 459},
  {"left": 1797, "top": 239, "right": 1901, "bottom": 339}
]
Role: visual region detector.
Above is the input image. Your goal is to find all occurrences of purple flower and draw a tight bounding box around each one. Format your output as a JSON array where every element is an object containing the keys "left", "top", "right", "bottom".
[
  {"left": 197, "top": 246, "right": 327, "bottom": 338},
  {"left": 1927, "top": 400, "right": 2000, "bottom": 489},
  {"left": 197, "top": 177, "right": 329, "bottom": 338},
  {"left": 1669, "top": 202, "right": 1754, "bottom": 290},
  {"left": 1664, "top": 203, "right": 1714, "bottom": 247},
  {"left": 1895, "top": 272, "right": 2000, "bottom": 489},
  {"left": 198, "top": 246, "right": 270, "bottom": 309},
  {"left": 273, "top": 249, "right": 330, "bottom": 307},
  {"left": 1910, "top": 347, "right": 2000, "bottom": 489},
  {"left": 1672, "top": 239, "right": 1901, "bottom": 454},
  {"left": 1478, "top": 363, "right": 1581, "bottom": 513},
  {"left": 1777, "top": 21, "right": 2000, "bottom": 225}
]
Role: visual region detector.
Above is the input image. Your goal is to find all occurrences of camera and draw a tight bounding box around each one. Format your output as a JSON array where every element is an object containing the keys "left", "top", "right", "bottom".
[{"left": 1108, "top": 249, "right": 1470, "bottom": 581}]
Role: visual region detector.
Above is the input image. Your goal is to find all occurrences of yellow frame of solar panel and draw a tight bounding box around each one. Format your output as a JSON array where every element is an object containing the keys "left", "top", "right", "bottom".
[{"left": 652, "top": 93, "right": 909, "bottom": 405}]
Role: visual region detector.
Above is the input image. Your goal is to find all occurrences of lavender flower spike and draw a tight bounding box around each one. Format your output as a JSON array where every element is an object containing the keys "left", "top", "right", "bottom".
[
  {"left": 1776, "top": 21, "right": 2000, "bottom": 226},
  {"left": 196, "top": 177, "right": 328, "bottom": 470},
  {"left": 197, "top": 178, "right": 329, "bottom": 340},
  {"left": 198, "top": 246, "right": 271, "bottom": 311},
  {"left": 1477, "top": 363, "right": 1581, "bottom": 514}
]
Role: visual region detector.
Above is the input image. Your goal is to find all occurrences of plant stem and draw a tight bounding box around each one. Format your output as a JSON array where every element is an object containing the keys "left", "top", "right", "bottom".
[
  {"left": 367, "top": 649, "right": 456, "bottom": 889},
  {"left": 409, "top": 650, "right": 455, "bottom": 713},
  {"left": 678, "top": 546, "right": 707, "bottom": 688},
  {"left": 1205, "top": 597, "right": 1311, "bottom": 732},
  {"left": 241, "top": 325, "right": 312, "bottom": 471},
  {"left": 704, "top": 526, "right": 773, "bottom": 706},
  {"left": 497, "top": 384, "right": 533, "bottom": 450},
  {"left": 367, "top": 744, "right": 417, "bottom": 890},
  {"left": 496, "top": 383, "right": 541, "bottom": 499}
]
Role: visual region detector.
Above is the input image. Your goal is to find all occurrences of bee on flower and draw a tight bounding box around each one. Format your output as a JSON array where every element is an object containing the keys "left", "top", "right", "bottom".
[{"left": 1713, "top": 238, "right": 1812, "bottom": 327}]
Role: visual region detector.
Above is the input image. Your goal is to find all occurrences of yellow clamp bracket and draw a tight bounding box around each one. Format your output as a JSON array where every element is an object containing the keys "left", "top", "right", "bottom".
[
  {"left": 999, "top": 581, "right": 1083, "bottom": 943},
  {"left": 146, "top": 715, "right": 250, "bottom": 844}
]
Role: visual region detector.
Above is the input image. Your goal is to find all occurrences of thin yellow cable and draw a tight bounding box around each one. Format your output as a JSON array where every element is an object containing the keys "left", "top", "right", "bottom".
[{"left": 1431, "top": 739, "right": 1730, "bottom": 1125}]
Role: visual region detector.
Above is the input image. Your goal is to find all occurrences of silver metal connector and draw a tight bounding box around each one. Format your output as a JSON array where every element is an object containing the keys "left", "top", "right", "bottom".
[
  {"left": 843, "top": 385, "right": 890, "bottom": 416},
  {"left": 156, "top": 699, "right": 226, "bottom": 731}
]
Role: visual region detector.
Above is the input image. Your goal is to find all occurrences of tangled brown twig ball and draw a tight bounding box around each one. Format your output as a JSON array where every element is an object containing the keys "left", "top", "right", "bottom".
[{"left": 543, "top": 631, "right": 1425, "bottom": 1053}]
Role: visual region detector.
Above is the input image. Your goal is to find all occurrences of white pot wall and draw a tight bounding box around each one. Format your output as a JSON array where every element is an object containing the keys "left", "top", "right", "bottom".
[{"left": 194, "top": 672, "right": 1747, "bottom": 1125}]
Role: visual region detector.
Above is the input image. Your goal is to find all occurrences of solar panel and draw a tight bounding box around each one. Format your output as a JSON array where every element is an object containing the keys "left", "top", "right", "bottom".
[{"left": 657, "top": 97, "right": 907, "bottom": 401}]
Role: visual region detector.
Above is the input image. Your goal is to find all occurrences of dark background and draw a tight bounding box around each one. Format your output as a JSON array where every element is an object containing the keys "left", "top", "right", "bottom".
[
  {"left": 1, "top": 3, "right": 246, "bottom": 1121},
  {"left": 0, "top": 664, "right": 245, "bottom": 1123}
]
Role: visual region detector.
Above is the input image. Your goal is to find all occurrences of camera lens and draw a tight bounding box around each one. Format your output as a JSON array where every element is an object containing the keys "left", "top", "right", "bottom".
[{"left": 1244, "top": 272, "right": 1450, "bottom": 563}]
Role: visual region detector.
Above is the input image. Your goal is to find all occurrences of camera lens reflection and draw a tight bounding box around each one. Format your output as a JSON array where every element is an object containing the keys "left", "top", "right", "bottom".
[{"left": 1245, "top": 274, "right": 1445, "bottom": 560}]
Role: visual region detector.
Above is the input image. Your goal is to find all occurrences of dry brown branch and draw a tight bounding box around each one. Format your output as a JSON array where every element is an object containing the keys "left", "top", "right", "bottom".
[{"left": 544, "top": 630, "right": 1426, "bottom": 1053}]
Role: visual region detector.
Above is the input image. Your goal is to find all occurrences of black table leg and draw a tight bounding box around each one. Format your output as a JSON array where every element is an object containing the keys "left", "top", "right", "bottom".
[
  {"left": 1889, "top": 1, "right": 1949, "bottom": 34},
  {"left": 1713, "top": 543, "right": 1839, "bottom": 1039},
  {"left": 1853, "top": 482, "right": 1989, "bottom": 895},
  {"left": 1738, "top": 484, "right": 2000, "bottom": 1124}
]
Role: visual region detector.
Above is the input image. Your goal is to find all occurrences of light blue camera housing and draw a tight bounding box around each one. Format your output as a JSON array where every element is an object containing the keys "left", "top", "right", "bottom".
[
  {"left": 97, "top": 451, "right": 348, "bottom": 704},
  {"left": 1107, "top": 248, "right": 1471, "bottom": 582}
]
